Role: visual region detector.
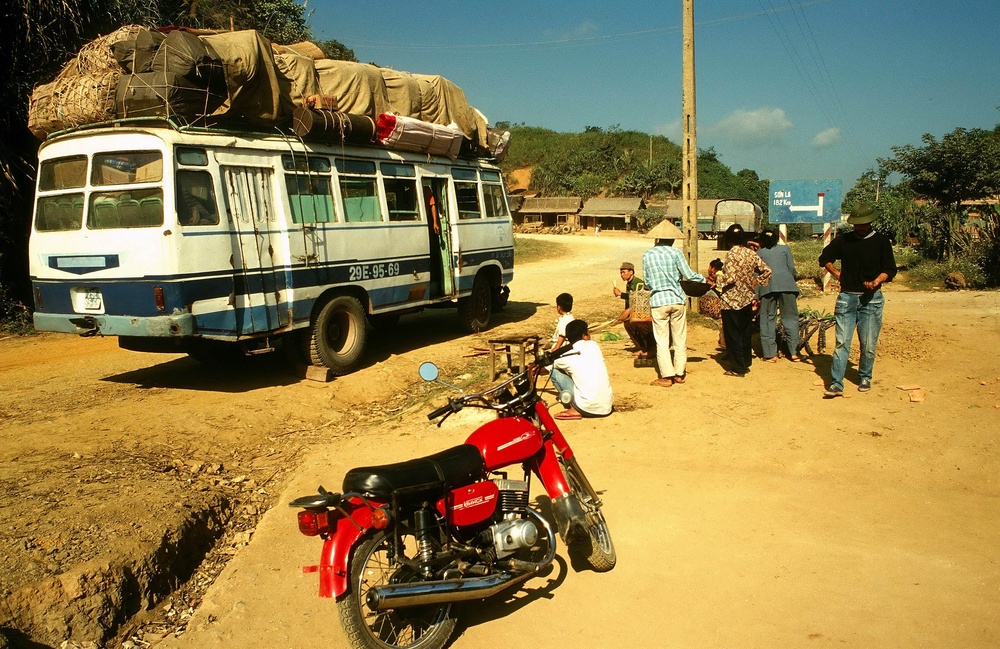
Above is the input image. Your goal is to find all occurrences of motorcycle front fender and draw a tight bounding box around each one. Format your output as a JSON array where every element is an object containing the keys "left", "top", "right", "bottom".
[
  {"left": 533, "top": 438, "right": 570, "bottom": 500},
  {"left": 318, "top": 504, "right": 374, "bottom": 598}
]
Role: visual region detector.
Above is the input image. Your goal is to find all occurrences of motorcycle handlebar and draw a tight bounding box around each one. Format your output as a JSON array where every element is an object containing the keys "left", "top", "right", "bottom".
[
  {"left": 427, "top": 399, "right": 458, "bottom": 421},
  {"left": 425, "top": 345, "right": 579, "bottom": 422}
]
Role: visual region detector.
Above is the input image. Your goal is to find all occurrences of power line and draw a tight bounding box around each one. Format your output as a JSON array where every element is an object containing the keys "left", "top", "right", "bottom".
[
  {"left": 758, "top": 0, "right": 869, "bottom": 173},
  {"left": 341, "top": 0, "right": 835, "bottom": 52}
]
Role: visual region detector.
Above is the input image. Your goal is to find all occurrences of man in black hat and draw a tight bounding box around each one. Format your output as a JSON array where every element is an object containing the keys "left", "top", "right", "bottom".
[
  {"left": 818, "top": 202, "right": 897, "bottom": 396},
  {"left": 613, "top": 261, "right": 656, "bottom": 360}
]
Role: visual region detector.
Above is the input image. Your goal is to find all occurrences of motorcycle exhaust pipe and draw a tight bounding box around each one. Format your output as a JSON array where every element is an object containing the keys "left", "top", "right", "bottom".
[{"left": 366, "top": 569, "right": 537, "bottom": 611}]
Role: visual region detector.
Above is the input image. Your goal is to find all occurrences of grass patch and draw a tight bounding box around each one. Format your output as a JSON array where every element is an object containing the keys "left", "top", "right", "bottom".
[
  {"left": 788, "top": 239, "right": 825, "bottom": 283},
  {"left": 514, "top": 234, "right": 571, "bottom": 265}
]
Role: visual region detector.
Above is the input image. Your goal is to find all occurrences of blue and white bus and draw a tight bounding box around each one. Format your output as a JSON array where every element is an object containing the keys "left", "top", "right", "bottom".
[{"left": 28, "top": 121, "right": 514, "bottom": 374}]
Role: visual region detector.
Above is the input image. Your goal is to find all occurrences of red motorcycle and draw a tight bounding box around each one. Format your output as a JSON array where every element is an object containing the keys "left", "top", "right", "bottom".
[{"left": 290, "top": 347, "right": 616, "bottom": 649}]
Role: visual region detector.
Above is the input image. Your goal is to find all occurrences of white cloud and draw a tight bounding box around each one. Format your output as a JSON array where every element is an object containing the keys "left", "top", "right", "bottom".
[
  {"left": 811, "top": 127, "right": 843, "bottom": 148},
  {"left": 545, "top": 21, "right": 600, "bottom": 41},
  {"left": 706, "top": 107, "right": 793, "bottom": 149}
]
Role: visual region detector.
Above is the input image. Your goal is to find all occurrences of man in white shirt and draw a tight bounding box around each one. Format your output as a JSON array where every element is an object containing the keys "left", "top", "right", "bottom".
[{"left": 550, "top": 319, "right": 614, "bottom": 420}]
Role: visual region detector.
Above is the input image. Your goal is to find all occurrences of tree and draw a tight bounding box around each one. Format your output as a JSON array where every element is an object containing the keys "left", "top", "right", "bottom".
[
  {"left": 1, "top": 0, "right": 154, "bottom": 303},
  {"left": 882, "top": 128, "right": 1000, "bottom": 210},
  {"left": 317, "top": 39, "right": 357, "bottom": 61},
  {"left": 165, "top": 0, "right": 309, "bottom": 43},
  {"left": 880, "top": 127, "right": 1000, "bottom": 258},
  {"left": 735, "top": 169, "right": 769, "bottom": 217},
  {"left": 844, "top": 168, "right": 919, "bottom": 245}
]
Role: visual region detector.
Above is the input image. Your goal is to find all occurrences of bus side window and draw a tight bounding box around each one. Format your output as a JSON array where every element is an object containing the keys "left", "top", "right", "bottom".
[
  {"left": 286, "top": 174, "right": 335, "bottom": 224},
  {"left": 380, "top": 162, "right": 418, "bottom": 222},
  {"left": 384, "top": 177, "right": 419, "bottom": 221},
  {"left": 455, "top": 181, "right": 481, "bottom": 219},
  {"left": 483, "top": 184, "right": 509, "bottom": 219},
  {"left": 176, "top": 170, "right": 220, "bottom": 226},
  {"left": 337, "top": 159, "right": 381, "bottom": 223},
  {"left": 340, "top": 177, "right": 381, "bottom": 223}
]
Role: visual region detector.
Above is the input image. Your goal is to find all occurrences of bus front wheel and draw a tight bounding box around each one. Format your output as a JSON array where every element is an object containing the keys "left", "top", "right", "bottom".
[{"left": 307, "top": 295, "right": 368, "bottom": 375}]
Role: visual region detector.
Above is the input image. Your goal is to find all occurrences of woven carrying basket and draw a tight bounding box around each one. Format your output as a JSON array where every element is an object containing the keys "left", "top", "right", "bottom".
[{"left": 629, "top": 288, "right": 652, "bottom": 323}]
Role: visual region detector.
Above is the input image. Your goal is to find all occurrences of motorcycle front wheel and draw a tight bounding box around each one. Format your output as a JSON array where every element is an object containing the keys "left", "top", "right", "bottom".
[
  {"left": 337, "top": 529, "right": 456, "bottom": 649},
  {"left": 562, "top": 460, "right": 617, "bottom": 572}
]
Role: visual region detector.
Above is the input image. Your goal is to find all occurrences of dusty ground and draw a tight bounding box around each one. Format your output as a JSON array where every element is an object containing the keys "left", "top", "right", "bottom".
[{"left": 2, "top": 233, "right": 999, "bottom": 648}]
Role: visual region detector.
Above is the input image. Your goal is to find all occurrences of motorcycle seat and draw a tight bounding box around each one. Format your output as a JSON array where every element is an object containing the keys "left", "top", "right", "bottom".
[{"left": 343, "top": 444, "right": 486, "bottom": 499}]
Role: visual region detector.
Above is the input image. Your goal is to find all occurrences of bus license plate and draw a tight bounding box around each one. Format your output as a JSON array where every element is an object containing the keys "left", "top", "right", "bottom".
[{"left": 84, "top": 289, "right": 102, "bottom": 310}]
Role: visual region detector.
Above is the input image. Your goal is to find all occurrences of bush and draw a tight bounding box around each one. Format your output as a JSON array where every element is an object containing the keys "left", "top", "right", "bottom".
[
  {"left": 0, "top": 283, "right": 33, "bottom": 336},
  {"left": 632, "top": 208, "right": 666, "bottom": 234},
  {"left": 901, "top": 257, "right": 986, "bottom": 290},
  {"left": 955, "top": 211, "right": 1000, "bottom": 287}
]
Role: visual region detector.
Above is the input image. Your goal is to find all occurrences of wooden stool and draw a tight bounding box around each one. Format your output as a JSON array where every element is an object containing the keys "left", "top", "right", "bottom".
[{"left": 488, "top": 335, "right": 541, "bottom": 380}]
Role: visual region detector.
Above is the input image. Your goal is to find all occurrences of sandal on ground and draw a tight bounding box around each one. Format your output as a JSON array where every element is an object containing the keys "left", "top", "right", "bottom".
[
  {"left": 671, "top": 375, "right": 685, "bottom": 384},
  {"left": 723, "top": 370, "right": 745, "bottom": 377},
  {"left": 554, "top": 410, "right": 583, "bottom": 420},
  {"left": 789, "top": 355, "right": 803, "bottom": 362},
  {"left": 650, "top": 378, "right": 674, "bottom": 387},
  {"left": 763, "top": 357, "right": 777, "bottom": 363}
]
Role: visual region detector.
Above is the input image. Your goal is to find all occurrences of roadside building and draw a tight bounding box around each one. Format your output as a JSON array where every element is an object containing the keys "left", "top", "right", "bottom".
[
  {"left": 580, "top": 197, "right": 645, "bottom": 232},
  {"left": 514, "top": 196, "right": 583, "bottom": 231}
]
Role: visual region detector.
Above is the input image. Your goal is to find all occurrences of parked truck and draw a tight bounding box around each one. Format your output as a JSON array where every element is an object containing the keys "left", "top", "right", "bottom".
[
  {"left": 713, "top": 198, "right": 762, "bottom": 248},
  {"left": 670, "top": 198, "right": 762, "bottom": 242}
]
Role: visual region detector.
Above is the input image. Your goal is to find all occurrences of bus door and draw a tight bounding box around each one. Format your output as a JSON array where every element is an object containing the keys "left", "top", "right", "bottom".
[
  {"left": 422, "top": 176, "right": 455, "bottom": 298},
  {"left": 220, "top": 165, "right": 289, "bottom": 334}
]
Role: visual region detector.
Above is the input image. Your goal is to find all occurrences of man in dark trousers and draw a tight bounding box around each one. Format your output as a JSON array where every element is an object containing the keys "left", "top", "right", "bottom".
[
  {"left": 818, "top": 202, "right": 897, "bottom": 396},
  {"left": 613, "top": 261, "right": 655, "bottom": 359}
]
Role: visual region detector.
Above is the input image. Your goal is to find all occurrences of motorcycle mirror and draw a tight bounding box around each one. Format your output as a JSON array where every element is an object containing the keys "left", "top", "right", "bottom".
[
  {"left": 418, "top": 362, "right": 439, "bottom": 382},
  {"left": 558, "top": 390, "right": 573, "bottom": 406}
]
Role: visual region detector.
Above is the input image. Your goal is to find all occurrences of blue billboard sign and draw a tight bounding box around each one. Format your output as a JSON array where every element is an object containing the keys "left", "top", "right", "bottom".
[{"left": 768, "top": 179, "right": 843, "bottom": 224}]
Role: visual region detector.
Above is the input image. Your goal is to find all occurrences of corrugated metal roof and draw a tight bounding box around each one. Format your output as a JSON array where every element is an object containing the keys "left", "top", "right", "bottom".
[
  {"left": 580, "top": 197, "right": 645, "bottom": 216},
  {"left": 519, "top": 197, "right": 583, "bottom": 214}
]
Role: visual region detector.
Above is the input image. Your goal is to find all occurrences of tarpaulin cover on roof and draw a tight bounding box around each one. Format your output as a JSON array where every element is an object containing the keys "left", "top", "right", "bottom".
[
  {"left": 27, "top": 26, "right": 506, "bottom": 159},
  {"left": 314, "top": 59, "right": 390, "bottom": 120},
  {"left": 200, "top": 30, "right": 291, "bottom": 124}
]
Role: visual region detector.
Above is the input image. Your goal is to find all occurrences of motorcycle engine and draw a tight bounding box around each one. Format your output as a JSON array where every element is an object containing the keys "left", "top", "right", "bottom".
[{"left": 488, "top": 479, "right": 538, "bottom": 559}]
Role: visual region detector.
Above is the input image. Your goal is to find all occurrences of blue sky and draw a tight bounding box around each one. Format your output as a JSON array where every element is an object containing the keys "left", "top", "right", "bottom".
[{"left": 308, "top": 0, "right": 999, "bottom": 189}]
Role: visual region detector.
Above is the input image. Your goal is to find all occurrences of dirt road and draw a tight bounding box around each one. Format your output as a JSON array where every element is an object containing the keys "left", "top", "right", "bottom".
[{"left": 3, "top": 233, "right": 999, "bottom": 648}]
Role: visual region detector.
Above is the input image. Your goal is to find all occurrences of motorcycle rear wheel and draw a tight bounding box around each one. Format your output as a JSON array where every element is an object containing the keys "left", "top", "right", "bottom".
[
  {"left": 338, "top": 529, "right": 456, "bottom": 649},
  {"left": 562, "top": 461, "right": 617, "bottom": 572}
]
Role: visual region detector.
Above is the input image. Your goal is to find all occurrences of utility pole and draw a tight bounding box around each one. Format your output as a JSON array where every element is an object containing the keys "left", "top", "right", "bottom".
[{"left": 682, "top": 0, "right": 699, "bottom": 309}]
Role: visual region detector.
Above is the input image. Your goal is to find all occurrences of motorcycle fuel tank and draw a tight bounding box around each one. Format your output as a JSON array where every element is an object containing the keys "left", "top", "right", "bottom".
[
  {"left": 465, "top": 417, "right": 543, "bottom": 471},
  {"left": 437, "top": 480, "right": 499, "bottom": 527}
]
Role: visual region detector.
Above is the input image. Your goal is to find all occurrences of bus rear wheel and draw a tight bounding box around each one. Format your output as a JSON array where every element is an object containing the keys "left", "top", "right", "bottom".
[
  {"left": 457, "top": 274, "right": 492, "bottom": 333},
  {"left": 307, "top": 295, "right": 368, "bottom": 375}
]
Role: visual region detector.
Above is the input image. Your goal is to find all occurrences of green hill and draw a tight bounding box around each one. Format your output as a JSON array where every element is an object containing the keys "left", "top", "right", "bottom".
[{"left": 497, "top": 123, "right": 768, "bottom": 208}]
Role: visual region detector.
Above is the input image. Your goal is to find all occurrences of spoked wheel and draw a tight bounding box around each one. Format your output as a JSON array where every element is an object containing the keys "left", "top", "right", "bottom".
[
  {"left": 561, "top": 459, "right": 617, "bottom": 572},
  {"left": 337, "top": 529, "right": 456, "bottom": 649},
  {"left": 307, "top": 295, "right": 368, "bottom": 375}
]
